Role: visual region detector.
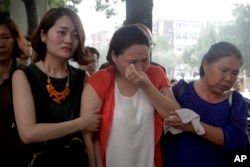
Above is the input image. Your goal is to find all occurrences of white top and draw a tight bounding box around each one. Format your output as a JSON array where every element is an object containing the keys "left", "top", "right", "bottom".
[{"left": 106, "top": 82, "right": 155, "bottom": 167}]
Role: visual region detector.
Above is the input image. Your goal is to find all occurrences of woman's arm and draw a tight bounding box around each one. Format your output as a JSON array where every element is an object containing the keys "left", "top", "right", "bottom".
[
  {"left": 125, "top": 64, "right": 181, "bottom": 118},
  {"left": 164, "top": 113, "right": 224, "bottom": 145},
  {"left": 80, "top": 83, "right": 103, "bottom": 167}
]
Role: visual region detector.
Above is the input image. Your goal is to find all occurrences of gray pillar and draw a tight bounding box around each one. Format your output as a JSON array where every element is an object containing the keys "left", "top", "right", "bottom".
[{"left": 10, "top": 0, "right": 48, "bottom": 35}]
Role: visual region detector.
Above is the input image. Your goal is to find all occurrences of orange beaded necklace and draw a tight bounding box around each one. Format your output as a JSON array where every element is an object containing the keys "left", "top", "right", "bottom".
[{"left": 42, "top": 62, "right": 70, "bottom": 104}]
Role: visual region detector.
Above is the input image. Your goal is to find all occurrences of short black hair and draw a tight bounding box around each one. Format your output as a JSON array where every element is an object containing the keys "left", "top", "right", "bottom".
[{"left": 86, "top": 46, "right": 100, "bottom": 59}]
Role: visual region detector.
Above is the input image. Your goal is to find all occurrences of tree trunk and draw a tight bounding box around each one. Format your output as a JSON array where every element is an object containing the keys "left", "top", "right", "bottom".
[
  {"left": 22, "top": 0, "right": 38, "bottom": 36},
  {"left": 124, "top": 0, "right": 153, "bottom": 32}
]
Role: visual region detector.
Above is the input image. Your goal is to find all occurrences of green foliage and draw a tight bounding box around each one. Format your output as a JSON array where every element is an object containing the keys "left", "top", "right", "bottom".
[
  {"left": 0, "top": 0, "right": 9, "bottom": 12},
  {"left": 182, "top": 4, "right": 250, "bottom": 76},
  {"left": 152, "top": 35, "right": 181, "bottom": 73},
  {"left": 232, "top": 4, "right": 250, "bottom": 76},
  {"left": 48, "top": 0, "right": 82, "bottom": 12},
  {"left": 95, "top": 0, "right": 120, "bottom": 18},
  {"left": 182, "top": 24, "right": 217, "bottom": 68},
  {"left": 216, "top": 4, "right": 250, "bottom": 76}
]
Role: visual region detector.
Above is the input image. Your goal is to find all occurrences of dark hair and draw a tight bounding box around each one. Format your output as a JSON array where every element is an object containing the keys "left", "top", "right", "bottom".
[
  {"left": 25, "top": 35, "right": 30, "bottom": 41},
  {"left": 170, "top": 78, "right": 178, "bottom": 84},
  {"left": 0, "top": 11, "right": 27, "bottom": 58},
  {"left": 199, "top": 41, "right": 243, "bottom": 78},
  {"left": 31, "top": 7, "right": 88, "bottom": 64},
  {"left": 106, "top": 25, "right": 151, "bottom": 66},
  {"left": 86, "top": 46, "right": 100, "bottom": 59}
]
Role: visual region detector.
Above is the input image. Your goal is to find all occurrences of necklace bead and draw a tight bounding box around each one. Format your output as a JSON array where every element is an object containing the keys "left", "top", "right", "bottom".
[{"left": 42, "top": 62, "right": 70, "bottom": 104}]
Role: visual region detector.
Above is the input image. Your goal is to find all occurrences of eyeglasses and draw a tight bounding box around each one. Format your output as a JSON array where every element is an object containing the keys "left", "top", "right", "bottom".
[{"left": 150, "top": 41, "right": 156, "bottom": 49}]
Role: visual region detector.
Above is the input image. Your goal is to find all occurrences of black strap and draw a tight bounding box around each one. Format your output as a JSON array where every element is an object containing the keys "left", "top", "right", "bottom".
[{"left": 176, "top": 80, "right": 189, "bottom": 101}]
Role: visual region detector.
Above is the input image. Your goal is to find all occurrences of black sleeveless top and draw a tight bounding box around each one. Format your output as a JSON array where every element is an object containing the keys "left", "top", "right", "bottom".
[{"left": 17, "top": 63, "right": 86, "bottom": 152}]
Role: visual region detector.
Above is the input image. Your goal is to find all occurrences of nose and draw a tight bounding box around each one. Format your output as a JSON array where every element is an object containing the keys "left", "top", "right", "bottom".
[
  {"left": 224, "top": 72, "right": 233, "bottom": 82},
  {"left": 135, "top": 62, "right": 144, "bottom": 71},
  {"left": 65, "top": 33, "right": 73, "bottom": 43},
  {"left": 0, "top": 38, "right": 6, "bottom": 47}
]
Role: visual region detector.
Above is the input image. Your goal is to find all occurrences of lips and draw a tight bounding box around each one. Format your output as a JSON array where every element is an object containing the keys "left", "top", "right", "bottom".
[
  {"left": 218, "top": 85, "right": 230, "bottom": 91},
  {"left": 62, "top": 46, "right": 72, "bottom": 52}
]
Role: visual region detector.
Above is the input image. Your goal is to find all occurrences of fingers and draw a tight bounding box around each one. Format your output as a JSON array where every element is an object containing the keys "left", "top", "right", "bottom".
[
  {"left": 91, "top": 108, "right": 101, "bottom": 114},
  {"left": 125, "top": 64, "right": 137, "bottom": 79}
]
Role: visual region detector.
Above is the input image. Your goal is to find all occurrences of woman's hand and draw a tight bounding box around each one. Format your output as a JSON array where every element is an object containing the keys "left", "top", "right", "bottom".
[
  {"left": 125, "top": 64, "right": 151, "bottom": 89},
  {"left": 80, "top": 108, "right": 101, "bottom": 132},
  {"left": 164, "top": 111, "right": 195, "bottom": 133}
]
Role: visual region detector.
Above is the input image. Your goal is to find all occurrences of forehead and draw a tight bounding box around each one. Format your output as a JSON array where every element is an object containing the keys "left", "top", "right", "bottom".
[
  {"left": 120, "top": 45, "right": 150, "bottom": 59},
  {"left": 52, "top": 15, "right": 76, "bottom": 30},
  {"left": 0, "top": 24, "right": 10, "bottom": 34},
  {"left": 207, "top": 56, "right": 242, "bottom": 69},
  {"left": 87, "top": 52, "right": 98, "bottom": 59}
]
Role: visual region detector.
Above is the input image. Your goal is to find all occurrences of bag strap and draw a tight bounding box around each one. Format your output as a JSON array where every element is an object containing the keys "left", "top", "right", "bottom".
[
  {"left": 176, "top": 80, "right": 189, "bottom": 100},
  {"left": 228, "top": 90, "right": 233, "bottom": 106}
]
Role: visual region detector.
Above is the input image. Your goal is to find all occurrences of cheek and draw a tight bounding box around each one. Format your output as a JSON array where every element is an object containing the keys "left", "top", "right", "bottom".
[
  {"left": 117, "top": 64, "right": 127, "bottom": 74},
  {"left": 7, "top": 41, "right": 14, "bottom": 52},
  {"left": 73, "top": 40, "right": 79, "bottom": 51},
  {"left": 142, "top": 62, "right": 150, "bottom": 71}
]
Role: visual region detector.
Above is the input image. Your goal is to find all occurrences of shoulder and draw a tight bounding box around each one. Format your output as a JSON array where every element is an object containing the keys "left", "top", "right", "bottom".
[
  {"left": 86, "top": 67, "right": 115, "bottom": 99},
  {"left": 146, "top": 65, "right": 170, "bottom": 88},
  {"left": 68, "top": 64, "right": 86, "bottom": 77},
  {"left": 146, "top": 64, "right": 165, "bottom": 75},
  {"left": 172, "top": 79, "right": 186, "bottom": 91},
  {"left": 87, "top": 67, "right": 115, "bottom": 90},
  {"left": 88, "top": 67, "right": 114, "bottom": 83},
  {"left": 232, "top": 91, "right": 247, "bottom": 105},
  {"left": 146, "top": 65, "right": 166, "bottom": 80}
]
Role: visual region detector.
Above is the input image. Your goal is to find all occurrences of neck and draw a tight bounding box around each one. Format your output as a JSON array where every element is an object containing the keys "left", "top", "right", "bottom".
[
  {"left": 40, "top": 60, "right": 68, "bottom": 78},
  {"left": 17, "top": 58, "right": 31, "bottom": 66},
  {"left": 195, "top": 80, "right": 226, "bottom": 101}
]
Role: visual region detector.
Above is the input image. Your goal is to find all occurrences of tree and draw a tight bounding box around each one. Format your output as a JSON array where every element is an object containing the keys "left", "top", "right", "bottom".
[
  {"left": 216, "top": 4, "right": 250, "bottom": 76},
  {"left": 22, "top": 0, "right": 38, "bottom": 37},
  {"left": 0, "top": 0, "right": 9, "bottom": 11},
  {"left": 231, "top": 4, "right": 250, "bottom": 76},
  {"left": 182, "top": 24, "right": 217, "bottom": 68},
  {"left": 49, "top": 0, "right": 82, "bottom": 12},
  {"left": 95, "top": 0, "right": 153, "bottom": 31},
  {"left": 152, "top": 35, "right": 180, "bottom": 77},
  {"left": 124, "top": 0, "right": 153, "bottom": 31},
  {"left": 22, "top": 0, "right": 83, "bottom": 37}
]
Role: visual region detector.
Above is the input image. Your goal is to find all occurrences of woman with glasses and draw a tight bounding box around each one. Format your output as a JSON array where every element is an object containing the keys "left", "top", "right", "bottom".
[
  {"left": 0, "top": 11, "right": 29, "bottom": 166},
  {"left": 82, "top": 24, "right": 180, "bottom": 167}
]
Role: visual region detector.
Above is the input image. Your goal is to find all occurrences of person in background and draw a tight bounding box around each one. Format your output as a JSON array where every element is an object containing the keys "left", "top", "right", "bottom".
[
  {"left": 163, "top": 41, "right": 248, "bottom": 167},
  {"left": 233, "top": 80, "right": 241, "bottom": 92},
  {"left": 79, "top": 46, "right": 100, "bottom": 75},
  {"left": 0, "top": 11, "right": 29, "bottom": 166},
  {"left": 12, "top": 7, "right": 100, "bottom": 166},
  {"left": 99, "top": 61, "right": 111, "bottom": 70},
  {"left": 170, "top": 78, "right": 178, "bottom": 86},
  {"left": 16, "top": 35, "right": 33, "bottom": 65},
  {"left": 81, "top": 24, "right": 180, "bottom": 167}
]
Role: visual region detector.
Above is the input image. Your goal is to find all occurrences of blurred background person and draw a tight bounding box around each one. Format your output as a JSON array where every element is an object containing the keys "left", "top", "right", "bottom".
[
  {"left": 0, "top": 11, "right": 29, "bottom": 166},
  {"left": 16, "top": 35, "right": 33, "bottom": 65},
  {"left": 170, "top": 78, "right": 178, "bottom": 86},
  {"left": 233, "top": 80, "right": 241, "bottom": 92},
  {"left": 79, "top": 46, "right": 100, "bottom": 75}
]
